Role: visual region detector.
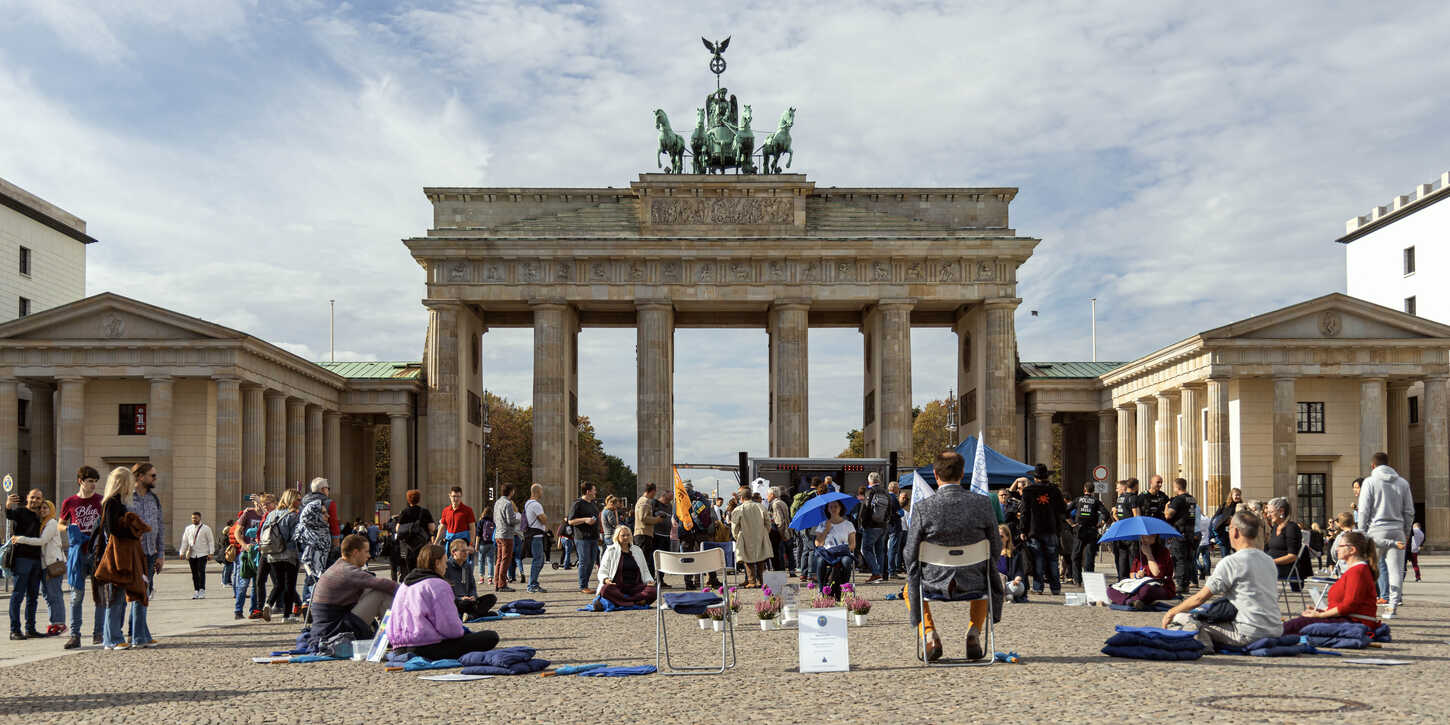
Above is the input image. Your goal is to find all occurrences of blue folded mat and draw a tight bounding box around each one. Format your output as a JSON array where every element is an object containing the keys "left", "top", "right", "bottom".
[
  {"left": 1101, "top": 645, "right": 1201, "bottom": 660},
  {"left": 402, "top": 656, "right": 464, "bottom": 671},
  {"left": 577, "top": 665, "right": 657, "bottom": 677},
  {"left": 1101, "top": 625, "right": 1204, "bottom": 661},
  {"left": 578, "top": 596, "right": 650, "bottom": 612},
  {"left": 287, "top": 654, "right": 345, "bottom": 663},
  {"left": 500, "top": 599, "right": 546, "bottom": 615},
  {"left": 460, "top": 646, "right": 536, "bottom": 668},
  {"left": 661, "top": 592, "right": 722, "bottom": 615},
  {"left": 554, "top": 663, "right": 608, "bottom": 675},
  {"left": 1108, "top": 601, "right": 1174, "bottom": 612},
  {"left": 465, "top": 612, "right": 522, "bottom": 623}
]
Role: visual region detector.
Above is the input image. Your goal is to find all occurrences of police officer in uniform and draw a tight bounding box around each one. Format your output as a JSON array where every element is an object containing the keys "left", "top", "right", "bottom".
[
  {"left": 1071, "top": 482, "right": 1107, "bottom": 578},
  {"left": 1138, "top": 475, "right": 1170, "bottom": 520},
  {"left": 1164, "top": 477, "right": 1199, "bottom": 592},
  {"left": 1112, "top": 480, "right": 1139, "bottom": 580}
]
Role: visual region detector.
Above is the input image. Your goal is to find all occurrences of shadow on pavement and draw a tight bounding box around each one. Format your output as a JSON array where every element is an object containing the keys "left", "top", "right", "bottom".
[{"left": 0, "top": 686, "right": 340, "bottom": 714}]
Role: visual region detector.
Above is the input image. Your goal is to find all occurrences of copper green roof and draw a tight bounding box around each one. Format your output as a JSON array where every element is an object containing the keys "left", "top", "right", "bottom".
[
  {"left": 1019, "top": 361, "right": 1126, "bottom": 379},
  {"left": 315, "top": 361, "right": 422, "bottom": 380}
]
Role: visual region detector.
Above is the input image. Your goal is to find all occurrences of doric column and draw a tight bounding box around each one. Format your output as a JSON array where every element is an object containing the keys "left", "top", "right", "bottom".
[
  {"left": 241, "top": 384, "right": 265, "bottom": 493},
  {"left": 1387, "top": 380, "right": 1411, "bottom": 476},
  {"left": 286, "top": 398, "right": 306, "bottom": 489},
  {"left": 1179, "top": 385, "right": 1202, "bottom": 496},
  {"left": 358, "top": 420, "right": 377, "bottom": 516},
  {"left": 57, "top": 377, "right": 85, "bottom": 492},
  {"left": 214, "top": 376, "right": 242, "bottom": 533},
  {"left": 1032, "top": 410, "right": 1054, "bottom": 468},
  {"left": 1116, "top": 405, "right": 1136, "bottom": 480},
  {"left": 1096, "top": 408, "right": 1117, "bottom": 481},
  {"left": 264, "top": 390, "right": 286, "bottom": 490},
  {"left": 1423, "top": 375, "right": 1449, "bottom": 546},
  {"left": 983, "top": 298, "right": 1020, "bottom": 459},
  {"left": 1360, "top": 378, "right": 1387, "bottom": 478},
  {"left": 532, "top": 302, "right": 579, "bottom": 521},
  {"left": 1272, "top": 376, "right": 1297, "bottom": 501},
  {"left": 1155, "top": 391, "right": 1176, "bottom": 483},
  {"left": 636, "top": 301, "right": 674, "bottom": 497},
  {"left": 147, "top": 376, "right": 174, "bottom": 551},
  {"left": 305, "top": 404, "right": 324, "bottom": 482},
  {"left": 25, "top": 382, "right": 54, "bottom": 502},
  {"left": 1204, "top": 376, "right": 1232, "bottom": 510},
  {"left": 324, "top": 411, "right": 342, "bottom": 492},
  {"left": 863, "top": 300, "right": 914, "bottom": 462},
  {"left": 769, "top": 300, "right": 810, "bottom": 457},
  {"left": 1135, "top": 398, "right": 1154, "bottom": 482},
  {"left": 425, "top": 300, "right": 485, "bottom": 509},
  {"left": 0, "top": 378, "right": 17, "bottom": 487},
  {"left": 390, "top": 413, "right": 409, "bottom": 514}
]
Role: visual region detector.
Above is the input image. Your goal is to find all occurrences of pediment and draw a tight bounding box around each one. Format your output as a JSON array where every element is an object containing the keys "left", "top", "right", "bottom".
[
  {"left": 0, "top": 293, "right": 246, "bottom": 342},
  {"left": 1202, "top": 293, "right": 1450, "bottom": 341}
]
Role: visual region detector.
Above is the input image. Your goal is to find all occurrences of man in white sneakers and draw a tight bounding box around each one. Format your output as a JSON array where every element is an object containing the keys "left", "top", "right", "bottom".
[{"left": 178, "top": 512, "right": 215, "bottom": 599}]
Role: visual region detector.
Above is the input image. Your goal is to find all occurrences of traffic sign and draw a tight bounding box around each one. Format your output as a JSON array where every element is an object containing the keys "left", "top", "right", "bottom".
[
  {"left": 2, "top": 474, "right": 13, "bottom": 494},
  {"left": 1092, "top": 465, "right": 1109, "bottom": 482}
]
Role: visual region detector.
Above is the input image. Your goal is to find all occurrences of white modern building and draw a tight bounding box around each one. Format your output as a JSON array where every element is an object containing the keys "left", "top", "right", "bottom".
[
  {"left": 1339, "top": 170, "right": 1450, "bottom": 323},
  {"left": 0, "top": 176, "right": 94, "bottom": 324}
]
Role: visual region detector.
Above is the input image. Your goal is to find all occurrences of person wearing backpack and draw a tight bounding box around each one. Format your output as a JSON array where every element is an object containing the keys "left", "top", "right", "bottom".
[
  {"left": 394, "top": 490, "right": 436, "bottom": 580},
  {"left": 860, "top": 473, "right": 892, "bottom": 583},
  {"left": 1164, "top": 477, "right": 1199, "bottom": 593},
  {"left": 259, "top": 490, "right": 303, "bottom": 624}
]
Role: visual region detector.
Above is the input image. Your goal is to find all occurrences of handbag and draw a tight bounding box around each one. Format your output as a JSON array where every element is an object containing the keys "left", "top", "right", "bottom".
[
  {"left": 46, "top": 560, "right": 67, "bottom": 578},
  {"left": 0, "top": 540, "right": 14, "bottom": 576}
]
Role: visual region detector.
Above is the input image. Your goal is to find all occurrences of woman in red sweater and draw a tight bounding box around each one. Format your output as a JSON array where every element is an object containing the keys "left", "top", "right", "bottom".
[{"left": 1282, "top": 530, "right": 1379, "bottom": 635}]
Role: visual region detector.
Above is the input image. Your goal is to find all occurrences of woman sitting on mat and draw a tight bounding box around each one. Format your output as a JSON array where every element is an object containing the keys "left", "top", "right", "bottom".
[
  {"left": 1281, "top": 530, "right": 1380, "bottom": 635},
  {"left": 391, "top": 544, "right": 499, "bottom": 660},
  {"left": 1107, "top": 534, "right": 1175, "bottom": 609},
  {"left": 595, "top": 527, "right": 657, "bottom": 608}
]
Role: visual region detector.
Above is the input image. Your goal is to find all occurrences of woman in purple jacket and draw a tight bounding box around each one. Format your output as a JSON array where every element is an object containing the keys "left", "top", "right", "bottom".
[{"left": 389, "top": 544, "right": 499, "bottom": 660}]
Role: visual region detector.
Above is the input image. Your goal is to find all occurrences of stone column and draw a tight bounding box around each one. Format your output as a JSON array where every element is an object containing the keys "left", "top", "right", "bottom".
[
  {"left": 1097, "top": 409, "right": 1117, "bottom": 480},
  {"left": 57, "top": 378, "right": 85, "bottom": 493},
  {"left": 1423, "top": 375, "right": 1449, "bottom": 546},
  {"left": 1387, "top": 381, "right": 1411, "bottom": 475},
  {"left": 532, "top": 302, "right": 579, "bottom": 520},
  {"left": 1135, "top": 399, "right": 1154, "bottom": 482},
  {"left": 26, "top": 382, "right": 54, "bottom": 502},
  {"left": 214, "top": 376, "right": 242, "bottom": 534},
  {"left": 1032, "top": 410, "right": 1054, "bottom": 468},
  {"left": 425, "top": 301, "right": 484, "bottom": 510},
  {"left": 1272, "top": 376, "right": 1297, "bottom": 501},
  {"left": 1179, "top": 385, "right": 1202, "bottom": 495},
  {"left": 305, "top": 404, "right": 324, "bottom": 483},
  {"left": 1116, "top": 405, "right": 1136, "bottom": 480},
  {"left": 286, "top": 398, "right": 306, "bottom": 490},
  {"left": 390, "top": 413, "right": 409, "bottom": 514},
  {"left": 983, "top": 298, "right": 1020, "bottom": 459},
  {"left": 636, "top": 302, "right": 674, "bottom": 496},
  {"left": 324, "top": 411, "right": 342, "bottom": 489},
  {"left": 241, "top": 384, "right": 265, "bottom": 494},
  {"left": 0, "top": 378, "right": 17, "bottom": 487},
  {"left": 769, "top": 300, "right": 810, "bottom": 457},
  {"left": 875, "top": 301, "right": 914, "bottom": 464},
  {"left": 1155, "top": 391, "right": 1176, "bottom": 483},
  {"left": 1204, "top": 377, "right": 1231, "bottom": 510},
  {"left": 147, "top": 376, "right": 174, "bottom": 551},
  {"left": 264, "top": 390, "right": 286, "bottom": 490},
  {"left": 1360, "top": 378, "right": 1387, "bottom": 477},
  {"left": 359, "top": 420, "right": 378, "bottom": 516}
]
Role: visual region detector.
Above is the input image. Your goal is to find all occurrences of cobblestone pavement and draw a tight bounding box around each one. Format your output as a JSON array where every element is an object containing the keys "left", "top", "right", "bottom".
[{"left": 2, "top": 555, "right": 1447, "bottom": 723}]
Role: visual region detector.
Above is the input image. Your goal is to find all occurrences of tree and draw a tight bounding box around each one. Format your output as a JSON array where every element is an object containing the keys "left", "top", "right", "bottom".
[
  {"left": 575, "top": 415, "right": 609, "bottom": 489},
  {"left": 601, "top": 454, "right": 638, "bottom": 501},
  {"left": 911, "top": 398, "right": 955, "bottom": 467},
  {"left": 374, "top": 424, "right": 391, "bottom": 505},
  {"left": 838, "top": 429, "right": 865, "bottom": 458},
  {"left": 483, "top": 391, "right": 533, "bottom": 495}
]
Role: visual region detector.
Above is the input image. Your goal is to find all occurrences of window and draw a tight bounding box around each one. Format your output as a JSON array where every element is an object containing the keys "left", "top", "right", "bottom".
[
  {"left": 468, "top": 391, "right": 482, "bottom": 426},
  {"left": 1404, "top": 246, "right": 1416, "bottom": 275},
  {"left": 1296, "top": 473, "right": 1327, "bottom": 530},
  {"left": 1410, "top": 395, "right": 1420, "bottom": 425},
  {"left": 17, "top": 399, "right": 28, "bottom": 429},
  {"left": 1405, "top": 296, "right": 1417, "bottom": 316},
  {"left": 962, "top": 389, "right": 977, "bottom": 423},
  {"left": 1295, "top": 401, "right": 1325, "bottom": 433},
  {"left": 18, "top": 246, "right": 31, "bottom": 276},
  {"left": 17, "top": 297, "right": 30, "bottom": 317},
  {"left": 118, "top": 404, "right": 147, "bottom": 435},
  {"left": 863, "top": 390, "right": 876, "bottom": 426}
]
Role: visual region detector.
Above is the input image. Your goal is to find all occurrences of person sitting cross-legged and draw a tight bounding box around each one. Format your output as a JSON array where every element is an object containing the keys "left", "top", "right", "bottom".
[
  {"left": 595, "top": 527, "right": 657, "bottom": 608},
  {"left": 444, "top": 539, "right": 497, "bottom": 620},
  {"left": 391, "top": 544, "right": 499, "bottom": 661},
  {"left": 1106, "top": 534, "right": 1176, "bottom": 610},
  {"left": 1162, "top": 510, "right": 1283, "bottom": 651},
  {"left": 904, "top": 451, "right": 1004, "bottom": 662},
  {"left": 1281, "top": 530, "right": 1380, "bottom": 635},
  {"left": 307, "top": 534, "right": 398, "bottom": 652}
]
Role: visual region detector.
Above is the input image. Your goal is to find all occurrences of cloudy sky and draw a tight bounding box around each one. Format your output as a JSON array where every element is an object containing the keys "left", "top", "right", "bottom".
[{"left": 5, "top": 2, "right": 1450, "bottom": 473}]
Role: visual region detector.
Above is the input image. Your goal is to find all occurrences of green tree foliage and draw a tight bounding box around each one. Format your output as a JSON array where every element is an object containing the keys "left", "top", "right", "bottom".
[
  {"left": 602, "top": 454, "right": 638, "bottom": 500},
  {"left": 838, "top": 429, "right": 865, "bottom": 458},
  {"left": 911, "top": 398, "right": 955, "bottom": 467}
]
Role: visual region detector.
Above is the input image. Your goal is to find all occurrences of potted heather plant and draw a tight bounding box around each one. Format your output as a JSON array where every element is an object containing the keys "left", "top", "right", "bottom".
[
  {"left": 706, "top": 607, "right": 726, "bottom": 631},
  {"left": 842, "top": 594, "right": 872, "bottom": 626},
  {"left": 755, "top": 596, "right": 782, "bottom": 630},
  {"left": 726, "top": 586, "right": 742, "bottom": 624},
  {"left": 698, "top": 586, "right": 717, "bottom": 629}
]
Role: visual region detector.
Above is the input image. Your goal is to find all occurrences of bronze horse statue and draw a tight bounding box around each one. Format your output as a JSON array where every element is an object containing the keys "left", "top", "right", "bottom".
[
  {"left": 654, "top": 109, "right": 685, "bottom": 174},
  {"left": 690, "top": 108, "right": 707, "bottom": 174},
  {"left": 732, "top": 105, "right": 756, "bottom": 174},
  {"left": 761, "top": 106, "right": 795, "bottom": 174}
]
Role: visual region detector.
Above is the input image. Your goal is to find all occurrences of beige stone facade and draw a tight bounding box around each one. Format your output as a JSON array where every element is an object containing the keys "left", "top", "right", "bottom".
[
  {"left": 407, "top": 173, "right": 1040, "bottom": 520},
  {"left": 0, "top": 294, "right": 421, "bottom": 551}
]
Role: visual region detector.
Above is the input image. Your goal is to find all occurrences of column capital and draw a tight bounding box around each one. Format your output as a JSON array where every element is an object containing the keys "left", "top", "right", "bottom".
[
  {"left": 210, "top": 374, "right": 242, "bottom": 384},
  {"left": 527, "top": 298, "right": 570, "bottom": 309},
  {"left": 634, "top": 299, "right": 674, "bottom": 310},
  {"left": 0, "top": 376, "right": 18, "bottom": 386},
  {"left": 240, "top": 380, "right": 265, "bottom": 391},
  {"left": 146, "top": 374, "right": 174, "bottom": 384},
  {"left": 1360, "top": 376, "right": 1388, "bottom": 384},
  {"left": 982, "top": 297, "right": 1022, "bottom": 311},
  {"left": 55, "top": 375, "right": 86, "bottom": 384},
  {"left": 264, "top": 388, "right": 287, "bottom": 400},
  {"left": 1097, "top": 408, "right": 1117, "bottom": 419},
  {"left": 305, "top": 402, "right": 324, "bottom": 412},
  {"left": 324, "top": 410, "right": 344, "bottom": 420},
  {"left": 1032, "top": 409, "right": 1054, "bottom": 420},
  {"left": 1388, "top": 379, "right": 1414, "bottom": 392},
  {"left": 770, "top": 298, "right": 812, "bottom": 311},
  {"left": 388, "top": 412, "right": 409, "bottom": 421},
  {"left": 1179, "top": 380, "right": 1206, "bottom": 391},
  {"left": 875, "top": 298, "right": 917, "bottom": 310},
  {"left": 1154, "top": 390, "right": 1175, "bottom": 401},
  {"left": 1271, "top": 372, "right": 1297, "bottom": 383},
  {"left": 422, "top": 298, "right": 466, "bottom": 311},
  {"left": 20, "top": 378, "right": 54, "bottom": 391}
]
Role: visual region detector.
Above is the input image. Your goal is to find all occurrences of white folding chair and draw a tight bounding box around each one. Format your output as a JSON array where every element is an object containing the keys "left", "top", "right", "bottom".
[
  {"left": 913, "top": 539, "right": 995, "bottom": 668},
  {"left": 1278, "top": 542, "right": 1311, "bottom": 613},
  {"left": 655, "top": 548, "right": 736, "bottom": 675}
]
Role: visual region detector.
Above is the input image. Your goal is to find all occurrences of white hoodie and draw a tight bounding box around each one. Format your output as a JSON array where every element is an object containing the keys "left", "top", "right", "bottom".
[{"left": 1358, "top": 465, "right": 1415, "bottom": 542}]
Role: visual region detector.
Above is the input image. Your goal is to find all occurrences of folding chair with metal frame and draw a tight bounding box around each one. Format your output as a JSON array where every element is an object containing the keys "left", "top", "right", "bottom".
[
  {"left": 912, "top": 539, "right": 995, "bottom": 668},
  {"left": 1277, "top": 541, "right": 1311, "bottom": 613},
  {"left": 654, "top": 548, "right": 736, "bottom": 675}
]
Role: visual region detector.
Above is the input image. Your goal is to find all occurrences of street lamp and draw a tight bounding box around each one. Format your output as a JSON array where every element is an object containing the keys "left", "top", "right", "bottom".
[{"left": 945, "top": 387, "right": 958, "bottom": 433}]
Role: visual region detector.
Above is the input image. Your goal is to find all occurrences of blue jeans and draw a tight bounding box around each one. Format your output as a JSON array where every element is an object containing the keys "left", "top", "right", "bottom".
[
  {"left": 861, "top": 527, "right": 887, "bottom": 578},
  {"left": 513, "top": 536, "right": 525, "bottom": 579},
  {"left": 128, "top": 600, "right": 151, "bottom": 645},
  {"left": 42, "top": 572, "right": 64, "bottom": 626},
  {"left": 561, "top": 538, "right": 576, "bottom": 567},
  {"left": 887, "top": 526, "right": 905, "bottom": 575},
  {"left": 529, "top": 535, "right": 546, "bottom": 589},
  {"left": 8, "top": 557, "right": 41, "bottom": 634},
  {"left": 101, "top": 588, "right": 127, "bottom": 647},
  {"left": 221, "top": 560, "right": 234, "bottom": 588},
  {"left": 1027, "top": 533, "right": 1061, "bottom": 593},
  {"left": 127, "top": 553, "right": 156, "bottom": 641},
  {"left": 1196, "top": 546, "right": 1212, "bottom": 577},
  {"left": 477, "top": 542, "right": 496, "bottom": 582},
  {"left": 69, "top": 568, "right": 103, "bottom": 638},
  {"left": 574, "top": 538, "right": 598, "bottom": 589},
  {"left": 233, "top": 574, "right": 252, "bottom": 615}
]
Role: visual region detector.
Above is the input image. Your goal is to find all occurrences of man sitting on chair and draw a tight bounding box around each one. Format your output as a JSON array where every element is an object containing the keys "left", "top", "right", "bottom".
[{"left": 905, "top": 451, "right": 1004, "bottom": 662}]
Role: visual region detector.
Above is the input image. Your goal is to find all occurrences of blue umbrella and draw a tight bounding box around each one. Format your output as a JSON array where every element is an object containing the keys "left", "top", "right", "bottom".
[
  {"left": 788, "top": 492, "right": 859, "bottom": 531},
  {"left": 1098, "top": 516, "right": 1183, "bottom": 543}
]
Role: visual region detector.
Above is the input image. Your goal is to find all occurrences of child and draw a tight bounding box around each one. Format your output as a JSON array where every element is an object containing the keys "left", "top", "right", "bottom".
[{"left": 996, "top": 524, "right": 1027, "bottom": 602}]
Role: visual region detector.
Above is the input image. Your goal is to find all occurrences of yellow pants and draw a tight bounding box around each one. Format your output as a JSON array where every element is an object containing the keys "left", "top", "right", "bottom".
[{"left": 905, "top": 586, "right": 987, "bottom": 639}]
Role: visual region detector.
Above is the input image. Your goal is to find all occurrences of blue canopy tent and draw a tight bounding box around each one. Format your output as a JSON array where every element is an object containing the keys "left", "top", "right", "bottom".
[{"left": 901, "top": 435, "right": 1033, "bottom": 490}]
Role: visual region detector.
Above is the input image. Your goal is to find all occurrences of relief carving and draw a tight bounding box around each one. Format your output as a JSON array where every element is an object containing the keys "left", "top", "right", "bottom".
[
  {"left": 728, "top": 261, "right": 751, "bottom": 281},
  {"left": 975, "top": 261, "right": 997, "bottom": 281},
  {"left": 629, "top": 262, "right": 645, "bottom": 282},
  {"left": 484, "top": 264, "right": 504, "bottom": 282},
  {"left": 767, "top": 261, "right": 785, "bottom": 281},
  {"left": 555, "top": 261, "right": 573, "bottom": 282},
  {"left": 649, "top": 197, "right": 793, "bottom": 225},
  {"left": 1319, "top": 311, "right": 1342, "bottom": 338},
  {"left": 695, "top": 262, "right": 715, "bottom": 283},
  {"left": 447, "top": 261, "right": 469, "bottom": 282},
  {"left": 872, "top": 261, "right": 891, "bottom": 282},
  {"left": 521, "top": 262, "right": 541, "bottom": 283},
  {"left": 801, "top": 261, "right": 821, "bottom": 282},
  {"left": 100, "top": 312, "right": 126, "bottom": 339},
  {"left": 940, "top": 263, "right": 956, "bottom": 282},
  {"left": 905, "top": 262, "right": 923, "bottom": 281},
  {"left": 835, "top": 261, "right": 853, "bottom": 281},
  {"left": 589, "top": 262, "right": 609, "bottom": 282},
  {"left": 663, "top": 261, "right": 682, "bottom": 283}
]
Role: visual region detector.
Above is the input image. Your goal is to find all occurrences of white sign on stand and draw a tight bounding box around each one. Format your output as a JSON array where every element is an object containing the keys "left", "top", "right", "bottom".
[
  {"left": 762, "top": 571, "right": 798, "bottom": 606},
  {"left": 1081, "top": 572, "right": 1111, "bottom": 605},
  {"left": 798, "top": 607, "right": 849, "bottom": 673}
]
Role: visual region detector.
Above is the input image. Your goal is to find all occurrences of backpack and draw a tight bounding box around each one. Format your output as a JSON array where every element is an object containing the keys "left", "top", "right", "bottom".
[
  {"left": 258, "top": 514, "right": 286, "bottom": 556},
  {"left": 677, "top": 492, "right": 714, "bottom": 542},
  {"left": 790, "top": 490, "right": 817, "bottom": 517},
  {"left": 866, "top": 490, "right": 890, "bottom": 527},
  {"left": 476, "top": 517, "right": 495, "bottom": 543},
  {"left": 395, "top": 515, "right": 428, "bottom": 548}
]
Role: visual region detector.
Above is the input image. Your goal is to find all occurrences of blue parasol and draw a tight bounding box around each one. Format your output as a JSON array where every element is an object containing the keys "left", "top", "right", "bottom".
[
  {"left": 788, "top": 491, "right": 859, "bottom": 531},
  {"left": 1098, "top": 516, "right": 1183, "bottom": 543}
]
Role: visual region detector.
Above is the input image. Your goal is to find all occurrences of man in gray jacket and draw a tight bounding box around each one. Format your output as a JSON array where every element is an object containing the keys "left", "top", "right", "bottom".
[
  {"left": 492, "top": 484, "right": 521, "bottom": 592},
  {"left": 1358, "top": 452, "right": 1416, "bottom": 617}
]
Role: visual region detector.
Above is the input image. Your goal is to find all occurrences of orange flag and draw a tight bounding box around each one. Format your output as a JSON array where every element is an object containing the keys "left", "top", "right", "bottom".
[{"left": 673, "top": 467, "right": 693, "bottom": 531}]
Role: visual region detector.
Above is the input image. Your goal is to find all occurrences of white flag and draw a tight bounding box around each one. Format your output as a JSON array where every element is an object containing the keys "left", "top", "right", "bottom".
[
  {"left": 969, "top": 435, "right": 990, "bottom": 496},
  {"left": 906, "top": 471, "right": 933, "bottom": 528}
]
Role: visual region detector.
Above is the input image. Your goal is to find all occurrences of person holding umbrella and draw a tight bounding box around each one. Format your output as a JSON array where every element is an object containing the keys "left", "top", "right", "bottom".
[
  {"left": 1098, "top": 513, "right": 1184, "bottom": 608},
  {"left": 789, "top": 489, "right": 859, "bottom": 589}
]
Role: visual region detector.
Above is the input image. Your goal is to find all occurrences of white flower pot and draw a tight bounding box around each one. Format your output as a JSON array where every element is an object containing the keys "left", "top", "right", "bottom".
[
  {"left": 759, "top": 618, "right": 777, "bottom": 631},
  {"left": 781, "top": 605, "right": 797, "bottom": 623},
  {"left": 712, "top": 620, "right": 724, "bottom": 632},
  {"left": 697, "top": 618, "right": 710, "bottom": 630},
  {"left": 852, "top": 614, "right": 869, "bottom": 626}
]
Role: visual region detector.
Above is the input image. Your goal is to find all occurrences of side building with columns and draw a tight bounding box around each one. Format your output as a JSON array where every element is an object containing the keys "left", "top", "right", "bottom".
[
  {"left": 1020, "top": 293, "right": 1450, "bottom": 547},
  {"left": 0, "top": 293, "right": 422, "bottom": 551}
]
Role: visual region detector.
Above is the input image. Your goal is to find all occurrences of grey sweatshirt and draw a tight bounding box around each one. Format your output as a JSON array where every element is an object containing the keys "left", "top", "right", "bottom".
[{"left": 1358, "top": 465, "right": 1415, "bottom": 542}]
